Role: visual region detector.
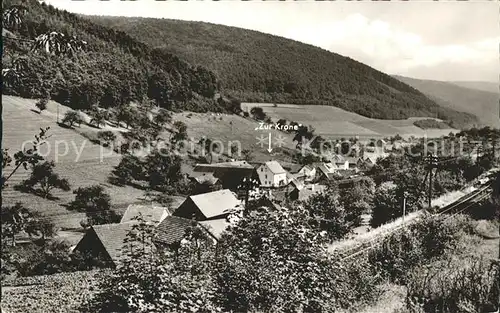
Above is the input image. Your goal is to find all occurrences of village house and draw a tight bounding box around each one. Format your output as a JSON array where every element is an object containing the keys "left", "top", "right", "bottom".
[
  {"left": 155, "top": 215, "right": 219, "bottom": 249},
  {"left": 173, "top": 189, "right": 243, "bottom": 221},
  {"left": 296, "top": 164, "right": 316, "bottom": 182},
  {"left": 73, "top": 221, "right": 144, "bottom": 268},
  {"left": 193, "top": 160, "right": 258, "bottom": 191},
  {"left": 289, "top": 183, "right": 326, "bottom": 201},
  {"left": 329, "top": 155, "right": 350, "bottom": 170},
  {"left": 313, "top": 162, "right": 339, "bottom": 181},
  {"left": 257, "top": 161, "right": 288, "bottom": 188},
  {"left": 363, "top": 151, "right": 387, "bottom": 165},
  {"left": 345, "top": 157, "right": 364, "bottom": 170}
]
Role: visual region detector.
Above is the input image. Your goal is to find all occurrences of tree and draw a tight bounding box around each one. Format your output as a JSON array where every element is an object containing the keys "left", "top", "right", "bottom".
[
  {"left": 302, "top": 191, "right": 357, "bottom": 240},
  {"left": 2, "top": 5, "right": 28, "bottom": 30},
  {"left": 2, "top": 149, "right": 13, "bottom": 170},
  {"left": 21, "top": 161, "right": 71, "bottom": 199},
  {"left": 69, "top": 185, "right": 118, "bottom": 225},
  {"left": 88, "top": 107, "right": 107, "bottom": 128},
  {"left": 110, "top": 154, "right": 145, "bottom": 186},
  {"left": 1, "top": 203, "right": 39, "bottom": 246},
  {"left": 62, "top": 111, "right": 84, "bottom": 128},
  {"left": 198, "top": 136, "right": 213, "bottom": 155},
  {"left": 2, "top": 127, "right": 50, "bottom": 189},
  {"left": 250, "top": 107, "right": 266, "bottom": 120},
  {"left": 293, "top": 125, "right": 314, "bottom": 148},
  {"left": 116, "top": 105, "right": 138, "bottom": 129},
  {"left": 241, "top": 149, "right": 254, "bottom": 161},
  {"left": 145, "top": 148, "right": 182, "bottom": 192},
  {"left": 97, "top": 131, "right": 116, "bottom": 147},
  {"left": 171, "top": 121, "right": 188, "bottom": 145},
  {"left": 35, "top": 97, "right": 48, "bottom": 113},
  {"left": 31, "top": 31, "right": 87, "bottom": 56},
  {"left": 339, "top": 178, "right": 375, "bottom": 227},
  {"left": 371, "top": 182, "right": 399, "bottom": 227},
  {"left": 153, "top": 109, "right": 172, "bottom": 127},
  {"left": 277, "top": 118, "right": 287, "bottom": 127},
  {"left": 214, "top": 205, "right": 353, "bottom": 312},
  {"left": 25, "top": 212, "right": 56, "bottom": 244}
]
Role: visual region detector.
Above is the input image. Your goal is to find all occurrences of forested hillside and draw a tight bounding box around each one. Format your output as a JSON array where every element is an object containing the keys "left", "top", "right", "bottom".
[
  {"left": 2, "top": 0, "right": 220, "bottom": 112},
  {"left": 394, "top": 75, "right": 499, "bottom": 127},
  {"left": 89, "top": 16, "right": 478, "bottom": 128}
]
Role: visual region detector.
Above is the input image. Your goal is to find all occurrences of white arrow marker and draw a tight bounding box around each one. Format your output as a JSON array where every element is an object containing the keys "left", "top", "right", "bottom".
[{"left": 267, "top": 133, "right": 273, "bottom": 153}]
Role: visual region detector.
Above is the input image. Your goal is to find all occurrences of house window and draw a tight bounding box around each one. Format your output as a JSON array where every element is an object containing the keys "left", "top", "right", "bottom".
[{"left": 265, "top": 174, "right": 268, "bottom": 179}]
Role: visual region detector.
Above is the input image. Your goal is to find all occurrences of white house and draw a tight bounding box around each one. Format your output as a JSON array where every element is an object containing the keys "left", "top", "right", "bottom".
[
  {"left": 257, "top": 161, "right": 288, "bottom": 188},
  {"left": 297, "top": 165, "right": 316, "bottom": 181}
]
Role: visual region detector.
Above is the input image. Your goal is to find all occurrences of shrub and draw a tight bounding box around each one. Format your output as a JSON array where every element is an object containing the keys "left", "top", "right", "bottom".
[
  {"left": 368, "top": 215, "right": 473, "bottom": 283},
  {"left": 406, "top": 257, "right": 500, "bottom": 313},
  {"left": 82, "top": 218, "right": 218, "bottom": 313},
  {"left": 68, "top": 185, "right": 119, "bottom": 225},
  {"left": 35, "top": 97, "right": 48, "bottom": 113},
  {"left": 62, "top": 110, "right": 84, "bottom": 128},
  {"left": 97, "top": 130, "right": 116, "bottom": 147}
]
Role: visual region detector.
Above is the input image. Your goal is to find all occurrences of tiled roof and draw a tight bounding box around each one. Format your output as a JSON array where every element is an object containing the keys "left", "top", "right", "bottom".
[
  {"left": 189, "top": 189, "right": 242, "bottom": 219},
  {"left": 155, "top": 216, "right": 196, "bottom": 245},
  {"left": 91, "top": 221, "right": 138, "bottom": 264},
  {"left": 120, "top": 204, "right": 170, "bottom": 224},
  {"left": 265, "top": 161, "right": 286, "bottom": 174}
]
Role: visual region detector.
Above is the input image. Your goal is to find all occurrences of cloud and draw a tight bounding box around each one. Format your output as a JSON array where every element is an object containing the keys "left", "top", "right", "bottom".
[{"left": 282, "top": 13, "right": 497, "bottom": 81}]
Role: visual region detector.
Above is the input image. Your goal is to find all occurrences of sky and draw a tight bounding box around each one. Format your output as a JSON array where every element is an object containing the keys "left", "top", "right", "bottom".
[{"left": 45, "top": 0, "right": 499, "bottom": 82}]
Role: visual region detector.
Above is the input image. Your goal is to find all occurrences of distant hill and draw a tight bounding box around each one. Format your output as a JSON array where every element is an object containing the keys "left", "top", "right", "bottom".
[
  {"left": 450, "top": 81, "right": 498, "bottom": 94},
  {"left": 2, "top": 0, "right": 219, "bottom": 112},
  {"left": 87, "top": 16, "right": 477, "bottom": 128},
  {"left": 393, "top": 75, "right": 499, "bottom": 127}
]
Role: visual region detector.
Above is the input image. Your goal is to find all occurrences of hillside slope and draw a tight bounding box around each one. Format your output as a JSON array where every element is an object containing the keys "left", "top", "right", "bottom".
[
  {"left": 451, "top": 81, "right": 498, "bottom": 94},
  {"left": 88, "top": 16, "right": 477, "bottom": 128},
  {"left": 1, "top": 95, "right": 146, "bottom": 229},
  {"left": 2, "top": 0, "right": 219, "bottom": 112},
  {"left": 394, "top": 75, "right": 499, "bottom": 127}
]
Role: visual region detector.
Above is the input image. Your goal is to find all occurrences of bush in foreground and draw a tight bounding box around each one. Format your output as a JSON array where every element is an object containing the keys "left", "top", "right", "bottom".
[
  {"left": 368, "top": 215, "right": 474, "bottom": 283},
  {"left": 406, "top": 257, "right": 499, "bottom": 313}
]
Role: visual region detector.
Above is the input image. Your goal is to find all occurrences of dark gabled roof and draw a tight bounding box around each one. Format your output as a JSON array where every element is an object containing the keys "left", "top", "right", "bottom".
[
  {"left": 90, "top": 221, "right": 138, "bottom": 265},
  {"left": 155, "top": 216, "right": 195, "bottom": 245}
]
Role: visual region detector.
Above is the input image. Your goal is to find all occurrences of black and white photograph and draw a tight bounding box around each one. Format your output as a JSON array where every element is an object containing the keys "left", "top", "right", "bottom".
[{"left": 1, "top": 0, "right": 499, "bottom": 312}]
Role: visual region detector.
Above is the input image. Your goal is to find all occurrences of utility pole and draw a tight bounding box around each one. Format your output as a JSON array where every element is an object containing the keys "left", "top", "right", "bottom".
[
  {"left": 402, "top": 194, "right": 406, "bottom": 224},
  {"left": 425, "top": 153, "right": 439, "bottom": 209}
]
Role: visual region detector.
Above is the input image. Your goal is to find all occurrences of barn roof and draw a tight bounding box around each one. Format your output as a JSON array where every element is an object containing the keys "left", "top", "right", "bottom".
[
  {"left": 91, "top": 221, "right": 138, "bottom": 265},
  {"left": 188, "top": 189, "right": 242, "bottom": 219},
  {"left": 155, "top": 216, "right": 197, "bottom": 245},
  {"left": 120, "top": 204, "right": 170, "bottom": 224}
]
